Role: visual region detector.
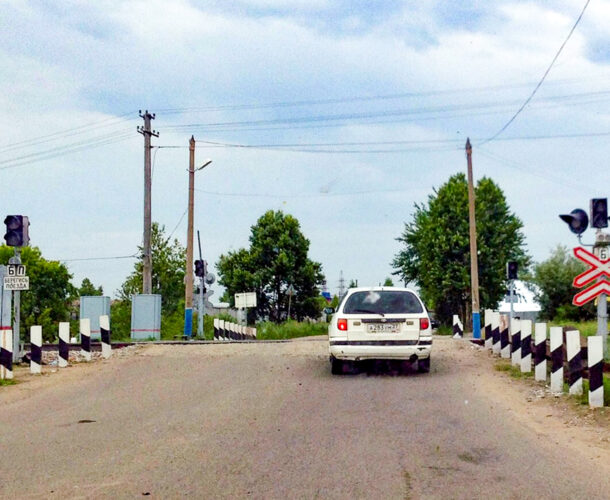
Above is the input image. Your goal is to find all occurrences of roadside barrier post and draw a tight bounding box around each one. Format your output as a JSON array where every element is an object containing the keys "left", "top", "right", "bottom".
[
  {"left": 520, "top": 320, "right": 532, "bottom": 373},
  {"left": 500, "top": 315, "right": 510, "bottom": 359},
  {"left": 492, "top": 311, "right": 501, "bottom": 355},
  {"left": 534, "top": 323, "right": 547, "bottom": 382},
  {"left": 213, "top": 318, "right": 219, "bottom": 340},
  {"left": 484, "top": 309, "right": 493, "bottom": 349},
  {"left": 30, "top": 325, "right": 42, "bottom": 374},
  {"left": 566, "top": 330, "right": 583, "bottom": 396},
  {"left": 100, "top": 315, "right": 111, "bottom": 359},
  {"left": 80, "top": 318, "right": 91, "bottom": 362},
  {"left": 452, "top": 315, "right": 463, "bottom": 338},
  {"left": 550, "top": 327, "right": 564, "bottom": 394},
  {"left": 219, "top": 319, "right": 226, "bottom": 341},
  {"left": 0, "top": 327, "right": 13, "bottom": 379},
  {"left": 511, "top": 318, "right": 521, "bottom": 367},
  {"left": 588, "top": 336, "right": 604, "bottom": 408},
  {"left": 58, "top": 322, "right": 70, "bottom": 368}
]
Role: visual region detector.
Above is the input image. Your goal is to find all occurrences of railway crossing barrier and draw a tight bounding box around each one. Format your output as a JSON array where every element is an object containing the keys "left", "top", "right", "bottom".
[
  {"left": 213, "top": 319, "right": 257, "bottom": 341},
  {"left": 452, "top": 315, "right": 463, "bottom": 338}
]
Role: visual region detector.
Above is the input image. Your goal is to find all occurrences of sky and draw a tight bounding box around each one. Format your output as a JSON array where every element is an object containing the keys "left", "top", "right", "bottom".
[{"left": 1, "top": 0, "right": 610, "bottom": 301}]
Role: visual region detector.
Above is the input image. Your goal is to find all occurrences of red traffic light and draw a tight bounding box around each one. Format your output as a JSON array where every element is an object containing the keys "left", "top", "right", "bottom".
[{"left": 559, "top": 209, "right": 588, "bottom": 235}]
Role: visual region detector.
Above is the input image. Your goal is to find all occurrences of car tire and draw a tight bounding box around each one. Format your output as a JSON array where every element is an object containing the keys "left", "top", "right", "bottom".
[
  {"left": 417, "top": 357, "right": 430, "bottom": 373},
  {"left": 331, "top": 357, "right": 344, "bottom": 375}
]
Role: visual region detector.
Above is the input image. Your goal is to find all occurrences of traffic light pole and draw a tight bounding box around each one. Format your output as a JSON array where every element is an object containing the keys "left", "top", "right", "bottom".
[
  {"left": 595, "top": 231, "right": 609, "bottom": 358},
  {"left": 9, "top": 249, "right": 21, "bottom": 363},
  {"left": 197, "top": 230, "right": 204, "bottom": 338}
]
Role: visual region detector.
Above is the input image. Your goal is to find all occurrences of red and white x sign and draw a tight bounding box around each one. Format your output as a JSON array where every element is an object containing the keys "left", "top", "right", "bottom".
[{"left": 572, "top": 246, "right": 610, "bottom": 306}]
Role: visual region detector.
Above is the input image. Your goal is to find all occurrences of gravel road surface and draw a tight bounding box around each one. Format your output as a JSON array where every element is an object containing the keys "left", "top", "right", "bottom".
[{"left": 1, "top": 336, "right": 609, "bottom": 499}]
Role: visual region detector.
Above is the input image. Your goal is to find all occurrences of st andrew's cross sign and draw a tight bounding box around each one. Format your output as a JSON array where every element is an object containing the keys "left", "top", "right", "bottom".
[{"left": 572, "top": 246, "right": 610, "bottom": 306}]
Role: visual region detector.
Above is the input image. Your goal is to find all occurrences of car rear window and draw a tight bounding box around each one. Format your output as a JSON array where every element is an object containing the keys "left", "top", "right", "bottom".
[{"left": 343, "top": 291, "right": 423, "bottom": 315}]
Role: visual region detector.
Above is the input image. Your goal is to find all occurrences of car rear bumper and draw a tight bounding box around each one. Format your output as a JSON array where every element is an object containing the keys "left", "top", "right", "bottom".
[{"left": 329, "top": 339, "right": 432, "bottom": 361}]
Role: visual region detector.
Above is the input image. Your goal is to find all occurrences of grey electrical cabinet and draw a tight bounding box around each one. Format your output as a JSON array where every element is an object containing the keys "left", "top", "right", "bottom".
[
  {"left": 131, "top": 294, "right": 162, "bottom": 340},
  {"left": 80, "top": 296, "right": 111, "bottom": 340}
]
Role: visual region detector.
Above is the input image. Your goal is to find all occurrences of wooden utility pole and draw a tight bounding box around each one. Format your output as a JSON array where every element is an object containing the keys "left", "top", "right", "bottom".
[
  {"left": 465, "top": 138, "right": 481, "bottom": 339},
  {"left": 184, "top": 136, "right": 196, "bottom": 337},
  {"left": 138, "top": 110, "right": 158, "bottom": 294}
]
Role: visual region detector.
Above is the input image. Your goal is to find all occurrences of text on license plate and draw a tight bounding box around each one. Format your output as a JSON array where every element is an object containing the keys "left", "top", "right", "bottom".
[{"left": 366, "top": 323, "right": 399, "bottom": 333}]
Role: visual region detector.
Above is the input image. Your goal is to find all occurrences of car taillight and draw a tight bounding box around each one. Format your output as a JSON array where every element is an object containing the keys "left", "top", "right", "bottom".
[
  {"left": 337, "top": 318, "right": 348, "bottom": 331},
  {"left": 420, "top": 318, "right": 430, "bottom": 330}
]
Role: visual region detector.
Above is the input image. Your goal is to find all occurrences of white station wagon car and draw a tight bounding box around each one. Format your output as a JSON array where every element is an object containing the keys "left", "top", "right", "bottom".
[{"left": 328, "top": 287, "right": 432, "bottom": 374}]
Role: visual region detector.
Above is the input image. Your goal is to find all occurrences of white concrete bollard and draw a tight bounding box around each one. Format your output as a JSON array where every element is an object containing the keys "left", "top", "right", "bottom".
[
  {"left": 452, "top": 315, "right": 463, "bottom": 338},
  {"left": 492, "top": 311, "right": 501, "bottom": 355},
  {"left": 566, "top": 330, "right": 583, "bottom": 396},
  {"left": 500, "top": 314, "right": 511, "bottom": 359},
  {"left": 511, "top": 318, "right": 521, "bottom": 367},
  {"left": 520, "top": 320, "right": 532, "bottom": 373},
  {"left": 0, "top": 328, "right": 13, "bottom": 380},
  {"left": 550, "top": 327, "right": 564, "bottom": 394},
  {"left": 484, "top": 309, "right": 493, "bottom": 349},
  {"left": 100, "top": 315, "right": 111, "bottom": 359},
  {"left": 58, "top": 322, "right": 70, "bottom": 368},
  {"left": 30, "top": 325, "right": 42, "bottom": 374},
  {"left": 588, "top": 336, "right": 604, "bottom": 408},
  {"left": 534, "top": 323, "right": 547, "bottom": 382},
  {"left": 80, "top": 318, "right": 92, "bottom": 362}
]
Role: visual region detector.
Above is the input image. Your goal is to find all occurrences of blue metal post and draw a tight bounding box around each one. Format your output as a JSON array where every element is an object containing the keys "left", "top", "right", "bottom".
[
  {"left": 472, "top": 312, "right": 481, "bottom": 339},
  {"left": 184, "top": 308, "right": 193, "bottom": 338}
]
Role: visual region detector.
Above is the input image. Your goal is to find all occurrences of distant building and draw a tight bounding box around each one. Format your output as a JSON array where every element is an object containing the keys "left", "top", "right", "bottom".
[{"left": 498, "top": 280, "right": 542, "bottom": 322}]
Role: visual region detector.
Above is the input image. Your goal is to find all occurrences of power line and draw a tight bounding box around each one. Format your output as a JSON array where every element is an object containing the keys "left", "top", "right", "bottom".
[
  {"left": 480, "top": 0, "right": 591, "bottom": 145},
  {"left": 58, "top": 254, "right": 139, "bottom": 262},
  {"left": 195, "top": 187, "right": 413, "bottom": 199}
]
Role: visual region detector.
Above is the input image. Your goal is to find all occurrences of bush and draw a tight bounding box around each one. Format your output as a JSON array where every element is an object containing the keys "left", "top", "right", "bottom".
[{"left": 255, "top": 320, "right": 328, "bottom": 340}]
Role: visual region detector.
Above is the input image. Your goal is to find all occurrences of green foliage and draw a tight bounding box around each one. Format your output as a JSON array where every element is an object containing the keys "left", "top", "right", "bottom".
[
  {"left": 0, "top": 245, "right": 76, "bottom": 342},
  {"left": 532, "top": 245, "right": 594, "bottom": 321},
  {"left": 217, "top": 210, "right": 325, "bottom": 322},
  {"left": 110, "top": 300, "right": 131, "bottom": 341},
  {"left": 255, "top": 320, "right": 328, "bottom": 340},
  {"left": 392, "top": 173, "right": 529, "bottom": 325},
  {"left": 347, "top": 279, "right": 358, "bottom": 288},
  {"left": 78, "top": 277, "right": 103, "bottom": 296},
  {"left": 118, "top": 223, "right": 186, "bottom": 316},
  {"left": 383, "top": 277, "right": 394, "bottom": 286},
  {"left": 330, "top": 295, "right": 339, "bottom": 309}
]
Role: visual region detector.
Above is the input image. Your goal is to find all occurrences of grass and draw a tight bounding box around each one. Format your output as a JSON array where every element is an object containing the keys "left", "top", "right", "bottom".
[
  {"left": 548, "top": 321, "right": 610, "bottom": 360},
  {"left": 494, "top": 359, "right": 533, "bottom": 379},
  {"left": 0, "top": 378, "right": 17, "bottom": 386},
  {"left": 255, "top": 320, "right": 328, "bottom": 340}
]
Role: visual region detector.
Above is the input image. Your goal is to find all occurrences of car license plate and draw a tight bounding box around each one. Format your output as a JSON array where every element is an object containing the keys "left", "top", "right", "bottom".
[{"left": 366, "top": 323, "right": 399, "bottom": 333}]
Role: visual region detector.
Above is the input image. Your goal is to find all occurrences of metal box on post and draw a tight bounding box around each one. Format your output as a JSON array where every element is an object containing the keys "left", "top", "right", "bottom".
[
  {"left": 80, "top": 296, "right": 111, "bottom": 340},
  {"left": 131, "top": 294, "right": 162, "bottom": 340}
]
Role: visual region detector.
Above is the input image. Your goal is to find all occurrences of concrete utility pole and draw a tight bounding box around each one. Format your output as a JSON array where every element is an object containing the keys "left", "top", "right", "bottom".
[
  {"left": 184, "top": 136, "right": 196, "bottom": 337},
  {"left": 465, "top": 139, "right": 481, "bottom": 339},
  {"left": 137, "top": 110, "right": 159, "bottom": 295}
]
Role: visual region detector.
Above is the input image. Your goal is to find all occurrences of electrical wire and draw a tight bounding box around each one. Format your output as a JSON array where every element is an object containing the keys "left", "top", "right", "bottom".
[
  {"left": 58, "top": 253, "right": 139, "bottom": 262},
  {"left": 480, "top": 0, "right": 591, "bottom": 145}
]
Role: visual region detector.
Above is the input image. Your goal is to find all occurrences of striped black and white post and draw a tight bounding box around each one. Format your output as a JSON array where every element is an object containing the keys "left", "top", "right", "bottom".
[
  {"left": 452, "top": 315, "right": 463, "bottom": 338},
  {"left": 58, "top": 322, "right": 70, "bottom": 368},
  {"left": 213, "top": 318, "right": 219, "bottom": 340},
  {"left": 100, "top": 315, "right": 111, "bottom": 359},
  {"left": 550, "top": 326, "right": 563, "bottom": 394},
  {"left": 484, "top": 309, "right": 493, "bottom": 349},
  {"left": 500, "top": 315, "right": 510, "bottom": 359},
  {"left": 520, "top": 320, "right": 532, "bottom": 373},
  {"left": 0, "top": 327, "right": 13, "bottom": 380},
  {"left": 80, "top": 318, "right": 91, "bottom": 362},
  {"left": 227, "top": 322, "right": 233, "bottom": 340},
  {"left": 30, "top": 325, "right": 42, "bottom": 374},
  {"left": 534, "top": 322, "right": 547, "bottom": 382},
  {"left": 511, "top": 318, "right": 521, "bottom": 367},
  {"left": 492, "top": 311, "right": 501, "bottom": 355},
  {"left": 566, "top": 330, "right": 583, "bottom": 396},
  {"left": 588, "top": 336, "right": 604, "bottom": 408}
]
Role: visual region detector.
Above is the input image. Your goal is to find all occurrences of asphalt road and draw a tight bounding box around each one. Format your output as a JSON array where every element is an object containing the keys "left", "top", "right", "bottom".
[{"left": 1, "top": 337, "right": 609, "bottom": 499}]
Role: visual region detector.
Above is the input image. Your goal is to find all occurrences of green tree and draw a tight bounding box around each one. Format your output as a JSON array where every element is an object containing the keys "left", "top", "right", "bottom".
[
  {"left": 217, "top": 210, "right": 325, "bottom": 322},
  {"left": 532, "top": 244, "right": 594, "bottom": 321},
  {"left": 0, "top": 245, "right": 76, "bottom": 342},
  {"left": 383, "top": 277, "right": 394, "bottom": 286},
  {"left": 392, "top": 173, "right": 529, "bottom": 324},
  {"left": 78, "top": 277, "right": 103, "bottom": 296}
]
